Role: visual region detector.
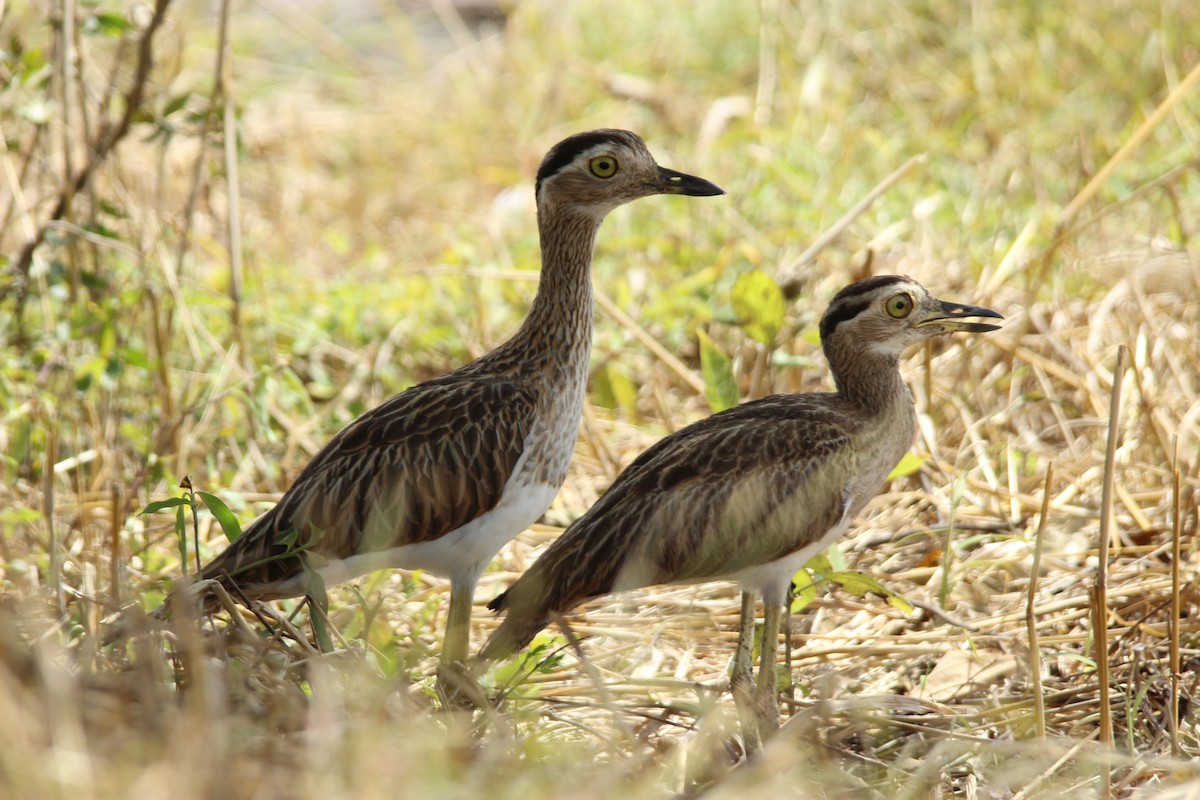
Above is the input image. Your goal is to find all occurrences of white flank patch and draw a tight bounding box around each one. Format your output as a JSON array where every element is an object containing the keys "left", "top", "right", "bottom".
[{"left": 313, "top": 479, "right": 559, "bottom": 590}]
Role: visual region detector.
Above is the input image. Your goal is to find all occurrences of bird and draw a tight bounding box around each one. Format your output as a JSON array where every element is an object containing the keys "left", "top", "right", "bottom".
[
  {"left": 160, "top": 130, "right": 724, "bottom": 686},
  {"left": 479, "top": 274, "right": 1002, "bottom": 743}
]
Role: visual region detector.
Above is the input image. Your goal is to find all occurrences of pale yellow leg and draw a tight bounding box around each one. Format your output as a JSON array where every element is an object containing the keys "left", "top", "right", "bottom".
[
  {"left": 436, "top": 578, "right": 486, "bottom": 709},
  {"left": 754, "top": 595, "right": 783, "bottom": 738},
  {"left": 731, "top": 590, "right": 762, "bottom": 754}
]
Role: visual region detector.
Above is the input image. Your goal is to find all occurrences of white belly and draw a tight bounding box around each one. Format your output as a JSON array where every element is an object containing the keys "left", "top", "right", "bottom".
[
  {"left": 311, "top": 479, "right": 560, "bottom": 590},
  {"left": 728, "top": 516, "right": 852, "bottom": 605}
]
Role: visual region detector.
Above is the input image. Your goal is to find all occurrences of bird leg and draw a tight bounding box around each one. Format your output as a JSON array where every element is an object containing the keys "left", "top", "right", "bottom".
[
  {"left": 731, "top": 590, "right": 763, "bottom": 754},
  {"left": 754, "top": 594, "right": 783, "bottom": 738},
  {"left": 436, "top": 577, "right": 487, "bottom": 709}
]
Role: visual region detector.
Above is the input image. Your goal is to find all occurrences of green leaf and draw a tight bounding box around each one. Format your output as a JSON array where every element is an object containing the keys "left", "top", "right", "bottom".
[
  {"left": 803, "top": 545, "right": 847, "bottom": 575},
  {"left": 803, "top": 551, "right": 833, "bottom": 576},
  {"left": 696, "top": 329, "right": 739, "bottom": 412},
  {"left": 790, "top": 567, "right": 819, "bottom": 612},
  {"left": 826, "top": 570, "right": 914, "bottom": 614},
  {"left": 84, "top": 12, "right": 131, "bottom": 36},
  {"left": 0, "top": 507, "right": 42, "bottom": 527},
  {"left": 277, "top": 526, "right": 299, "bottom": 548},
  {"left": 604, "top": 362, "right": 639, "bottom": 418},
  {"left": 197, "top": 491, "right": 244, "bottom": 543},
  {"left": 488, "top": 635, "right": 567, "bottom": 690},
  {"left": 142, "top": 497, "right": 190, "bottom": 514},
  {"left": 887, "top": 451, "right": 925, "bottom": 480},
  {"left": 119, "top": 346, "right": 151, "bottom": 370},
  {"left": 96, "top": 198, "right": 127, "bottom": 218},
  {"left": 82, "top": 222, "right": 120, "bottom": 240},
  {"left": 771, "top": 351, "right": 816, "bottom": 369},
  {"left": 731, "top": 270, "right": 786, "bottom": 345},
  {"left": 162, "top": 92, "right": 191, "bottom": 118}
]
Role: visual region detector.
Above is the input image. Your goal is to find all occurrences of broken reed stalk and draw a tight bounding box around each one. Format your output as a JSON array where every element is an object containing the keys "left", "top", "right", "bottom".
[
  {"left": 1026, "top": 462, "right": 1053, "bottom": 740},
  {"left": 1169, "top": 457, "right": 1182, "bottom": 757},
  {"left": 1094, "top": 344, "right": 1127, "bottom": 753}
]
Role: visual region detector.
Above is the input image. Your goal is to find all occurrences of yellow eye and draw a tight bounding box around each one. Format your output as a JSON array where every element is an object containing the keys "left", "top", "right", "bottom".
[
  {"left": 884, "top": 292, "right": 914, "bottom": 319},
  {"left": 589, "top": 156, "right": 619, "bottom": 178}
]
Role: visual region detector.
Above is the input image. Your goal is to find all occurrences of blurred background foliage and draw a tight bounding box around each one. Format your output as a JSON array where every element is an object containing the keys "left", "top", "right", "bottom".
[{"left": 0, "top": 0, "right": 1198, "bottom": 793}]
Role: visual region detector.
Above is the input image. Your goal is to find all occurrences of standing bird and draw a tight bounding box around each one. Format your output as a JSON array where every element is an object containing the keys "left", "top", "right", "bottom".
[
  {"left": 479, "top": 275, "right": 1002, "bottom": 741},
  {"left": 168, "top": 130, "right": 723, "bottom": 681}
]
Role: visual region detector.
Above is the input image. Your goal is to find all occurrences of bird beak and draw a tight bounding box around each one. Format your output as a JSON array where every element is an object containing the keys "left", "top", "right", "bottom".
[
  {"left": 653, "top": 166, "right": 725, "bottom": 197},
  {"left": 914, "top": 299, "right": 1005, "bottom": 334}
]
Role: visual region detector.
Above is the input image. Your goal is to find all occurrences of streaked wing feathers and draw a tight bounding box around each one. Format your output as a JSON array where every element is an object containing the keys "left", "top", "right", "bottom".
[
  {"left": 200, "top": 374, "right": 537, "bottom": 593},
  {"left": 493, "top": 394, "right": 856, "bottom": 622}
]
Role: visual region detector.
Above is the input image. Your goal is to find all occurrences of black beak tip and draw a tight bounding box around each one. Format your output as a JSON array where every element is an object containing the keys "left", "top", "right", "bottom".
[{"left": 657, "top": 166, "right": 725, "bottom": 197}]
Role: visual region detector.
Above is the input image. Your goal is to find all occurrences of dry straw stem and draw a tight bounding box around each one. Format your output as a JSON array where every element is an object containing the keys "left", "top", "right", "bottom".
[
  {"left": 216, "top": 0, "right": 249, "bottom": 363},
  {"left": 1094, "top": 344, "right": 1128, "bottom": 750},
  {"left": 1170, "top": 459, "right": 1183, "bottom": 758},
  {"left": 1059, "top": 61, "right": 1200, "bottom": 224}
]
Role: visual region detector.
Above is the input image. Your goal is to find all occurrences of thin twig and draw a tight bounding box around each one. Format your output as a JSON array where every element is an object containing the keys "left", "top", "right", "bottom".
[
  {"left": 109, "top": 485, "right": 122, "bottom": 607},
  {"left": 7, "top": 0, "right": 174, "bottom": 325},
  {"left": 594, "top": 287, "right": 706, "bottom": 395},
  {"left": 777, "top": 153, "right": 927, "bottom": 295},
  {"left": 44, "top": 411, "right": 61, "bottom": 614},
  {"left": 1029, "top": 60, "right": 1200, "bottom": 298},
  {"left": 1027, "top": 463, "right": 1053, "bottom": 740}
]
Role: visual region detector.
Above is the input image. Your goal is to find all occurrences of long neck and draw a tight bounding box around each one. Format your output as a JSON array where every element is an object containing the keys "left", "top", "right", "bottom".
[
  {"left": 504, "top": 204, "right": 600, "bottom": 365},
  {"left": 823, "top": 335, "right": 913, "bottom": 417}
]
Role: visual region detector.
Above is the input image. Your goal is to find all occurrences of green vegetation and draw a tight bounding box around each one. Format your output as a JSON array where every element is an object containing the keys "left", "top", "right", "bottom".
[{"left": 2, "top": 0, "right": 1198, "bottom": 796}]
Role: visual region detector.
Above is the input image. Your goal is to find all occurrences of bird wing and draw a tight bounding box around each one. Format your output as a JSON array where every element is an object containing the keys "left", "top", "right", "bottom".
[
  {"left": 199, "top": 374, "right": 538, "bottom": 593},
  {"left": 492, "top": 394, "right": 857, "bottom": 620}
]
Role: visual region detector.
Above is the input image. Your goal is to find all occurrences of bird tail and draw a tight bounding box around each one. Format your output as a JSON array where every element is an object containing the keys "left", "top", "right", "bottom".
[
  {"left": 477, "top": 586, "right": 553, "bottom": 663},
  {"left": 100, "top": 512, "right": 308, "bottom": 645},
  {"left": 188, "top": 511, "right": 310, "bottom": 608}
]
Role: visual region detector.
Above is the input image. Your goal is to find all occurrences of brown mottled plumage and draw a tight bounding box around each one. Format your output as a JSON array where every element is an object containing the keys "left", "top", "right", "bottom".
[
  {"left": 163, "top": 130, "right": 723, "bottom": 675},
  {"left": 480, "top": 275, "right": 1002, "bottom": 741}
]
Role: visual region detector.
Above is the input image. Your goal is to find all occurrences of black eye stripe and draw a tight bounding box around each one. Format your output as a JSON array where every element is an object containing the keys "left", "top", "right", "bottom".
[
  {"left": 819, "top": 298, "right": 871, "bottom": 341},
  {"left": 536, "top": 130, "right": 641, "bottom": 194}
]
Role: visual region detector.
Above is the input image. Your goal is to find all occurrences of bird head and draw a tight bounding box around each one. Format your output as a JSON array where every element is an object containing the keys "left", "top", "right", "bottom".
[
  {"left": 819, "top": 275, "right": 1004, "bottom": 358},
  {"left": 535, "top": 129, "right": 724, "bottom": 219}
]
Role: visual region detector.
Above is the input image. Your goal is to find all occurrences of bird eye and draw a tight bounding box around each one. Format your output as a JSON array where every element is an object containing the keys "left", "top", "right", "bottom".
[
  {"left": 589, "top": 156, "right": 619, "bottom": 178},
  {"left": 884, "top": 292, "right": 914, "bottom": 319}
]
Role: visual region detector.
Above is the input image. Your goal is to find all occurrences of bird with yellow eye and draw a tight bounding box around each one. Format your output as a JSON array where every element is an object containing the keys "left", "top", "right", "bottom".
[{"left": 480, "top": 275, "right": 1003, "bottom": 746}]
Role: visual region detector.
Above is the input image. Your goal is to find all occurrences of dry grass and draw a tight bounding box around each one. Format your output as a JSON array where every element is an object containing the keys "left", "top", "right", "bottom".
[{"left": 2, "top": 0, "right": 1200, "bottom": 797}]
